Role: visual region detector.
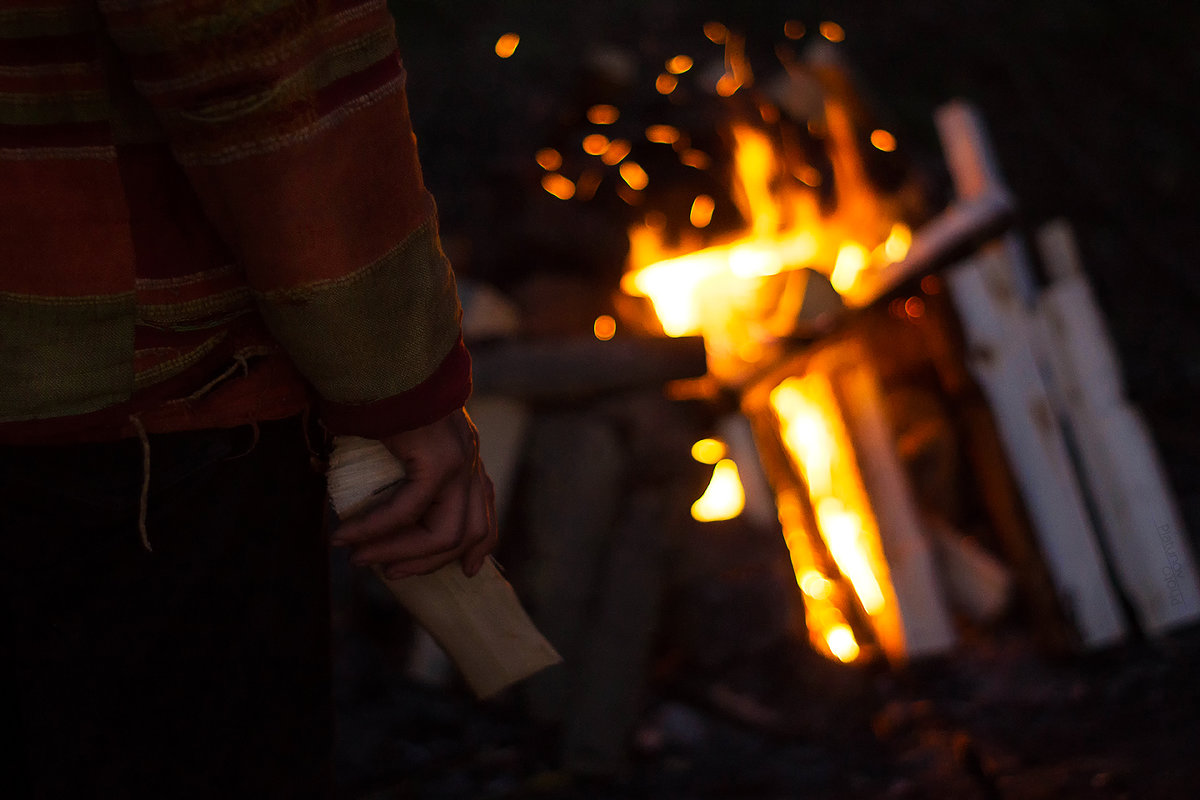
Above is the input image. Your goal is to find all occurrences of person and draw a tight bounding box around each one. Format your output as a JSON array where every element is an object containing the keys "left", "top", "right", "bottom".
[{"left": 0, "top": 0, "right": 495, "bottom": 796}]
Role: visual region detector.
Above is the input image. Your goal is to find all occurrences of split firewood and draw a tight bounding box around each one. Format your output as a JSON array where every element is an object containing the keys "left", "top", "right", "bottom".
[{"left": 327, "top": 435, "right": 561, "bottom": 700}]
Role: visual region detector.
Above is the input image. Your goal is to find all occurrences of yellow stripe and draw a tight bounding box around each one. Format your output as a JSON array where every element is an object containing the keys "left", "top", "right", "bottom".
[{"left": 256, "top": 219, "right": 462, "bottom": 404}]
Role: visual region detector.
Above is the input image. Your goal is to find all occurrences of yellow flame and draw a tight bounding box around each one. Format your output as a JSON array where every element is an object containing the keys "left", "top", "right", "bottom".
[
  {"left": 535, "top": 148, "right": 562, "bottom": 171},
  {"left": 691, "top": 459, "right": 745, "bottom": 522},
  {"left": 690, "top": 194, "right": 715, "bottom": 228},
  {"left": 826, "top": 625, "right": 860, "bottom": 662},
  {"left": 829, "top": 242, "right": 868, "bottom": 294},
  {"left": 883, "top": 222, "right": 911, "bottom": 263},
  {"left": 540, "top": 173, "right": 575, "bottom": 200},
  {"left": 593, "top": 314, "right": 616, "bottom": 340},
  {"left": 666, "top": 55, "right": 694, "bottom": 74},
  {"left": 619, "top": 161, "right": 649, "bottom": 190},
  {"left": 587, "top": 104, "right": 620, "bottom": 125},
  {"left": 691, "top": 437, "right": 727, "bottom": 464},
  {"left": 769, "top": 370, "right": 904, "bottom": 661},
  {"left": 800, "top": 570, "right": 834, "bottom": 600},
  {"left": 494, "top": 33, "right": 520, "bottom": 58},
  {"left": 816, "top": 498, "right": 886, "bottom": 615}
]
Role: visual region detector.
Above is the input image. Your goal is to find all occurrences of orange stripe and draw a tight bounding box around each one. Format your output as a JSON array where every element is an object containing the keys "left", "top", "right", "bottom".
[
  {"left": 0, "top": 158, "right": 133, "bottom": 294},
  {"left": 182, "top": 83, "right": 431, "bottom": 290}
]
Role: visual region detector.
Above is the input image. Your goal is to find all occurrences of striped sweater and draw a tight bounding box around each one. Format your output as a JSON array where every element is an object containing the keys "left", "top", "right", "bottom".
[{"left": 0, "top": 0, "right": 470, "bottom": 443}]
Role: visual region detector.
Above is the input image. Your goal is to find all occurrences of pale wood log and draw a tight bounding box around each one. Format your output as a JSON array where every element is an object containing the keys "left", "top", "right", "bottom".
[
  {"left": 946, "top": 253, "right": 1126, "bottom": 647},
  {"left": 1034, "top": 220, "right": 1200, "bottom": 633},
  {"left": 327, "top": 436, "right": 561, "bottom": 700},
  {"left": 926, "top": 517, "right": 1013, "bottom": 624},
  {"left": 717, "top": 411, "right": 778, "bottom": 530},
  {"left": 827, "top": 343, "right": 957, "bottom": 660}
]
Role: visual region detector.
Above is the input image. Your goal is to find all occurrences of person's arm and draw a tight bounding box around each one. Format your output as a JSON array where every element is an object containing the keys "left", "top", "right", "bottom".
[{"left": 99, "top": 0, "right": 493, "bottom": 573}]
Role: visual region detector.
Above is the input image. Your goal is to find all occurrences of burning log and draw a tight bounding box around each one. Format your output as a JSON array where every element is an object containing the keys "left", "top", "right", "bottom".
[
  {"left": 745, "top": 337, "right": 955, "bottom": 664},
  {"left": 1033, "top": 220, "right": 1200, "bottom": 633},
  {"left": 832, "top": 344, "right": 956, "bottom": 659}
]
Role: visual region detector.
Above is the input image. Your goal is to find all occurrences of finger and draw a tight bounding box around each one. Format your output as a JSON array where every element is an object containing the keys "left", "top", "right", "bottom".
[
  {"left": 333, "top": 476, "right": 447, "bottom": 545},
  {"left": 348, "top": 480, "right": 470, "bottom": 567},
  {"left": 460, "top": 470, "right": 498, "bottom": 577}
]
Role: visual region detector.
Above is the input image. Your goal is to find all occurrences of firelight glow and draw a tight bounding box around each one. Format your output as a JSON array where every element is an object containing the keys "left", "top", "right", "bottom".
[{"left": 691, "top": 458, "right": 745, "bottom": 522}]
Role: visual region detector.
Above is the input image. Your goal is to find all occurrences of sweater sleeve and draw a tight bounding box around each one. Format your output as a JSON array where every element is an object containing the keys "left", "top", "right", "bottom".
[{"left": 97, "top": 0, "right": 470, "bottom": 436}]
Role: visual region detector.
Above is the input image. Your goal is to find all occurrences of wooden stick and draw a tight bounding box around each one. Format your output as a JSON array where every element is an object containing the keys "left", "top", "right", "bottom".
[
  {"left": 327, "top": 435, "right": 561, "bottom": 699},
  {"left": 1035, "top": 220, "right": 1200, "bottom": 634}
]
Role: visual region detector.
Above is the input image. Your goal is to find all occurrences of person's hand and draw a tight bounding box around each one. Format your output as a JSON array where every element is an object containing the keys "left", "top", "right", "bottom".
[{"left": 331, "top": 408, "right": 497, "bottom": 578}]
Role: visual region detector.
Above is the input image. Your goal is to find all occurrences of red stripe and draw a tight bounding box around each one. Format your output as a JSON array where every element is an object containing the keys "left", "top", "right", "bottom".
[
  {"left": 0, "top": 120, "right": 110, "bottom": 149},
  {"left": 116, "top": 143, "right": 237, "bottom": 280},
  {"left": 318, "top": 338, "right": 472, "bottom": 437},
  {"left": 0, "top": 33, "right": 97, "bottom": 67}
]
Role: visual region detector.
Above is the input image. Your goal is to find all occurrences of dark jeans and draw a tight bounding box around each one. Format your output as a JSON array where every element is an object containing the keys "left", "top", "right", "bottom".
[{"left": 0, "top": 417, "right": 332, "bottom": 799}]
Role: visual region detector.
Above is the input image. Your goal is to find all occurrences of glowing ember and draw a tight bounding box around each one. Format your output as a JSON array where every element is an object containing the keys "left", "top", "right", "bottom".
[
  {"left": 587, "top": 104, "right": 620, "bottom": 125},
  {"left": 819, "top": 21, "right": 846, "bottom": 43},
  {"left": 870, "top": 129, "right": 897, "bottom": 152},
  {"left": 494, "top": 33, "right": 520, "bottom": 58},
  {"left": 540, "top": 173, "right": 575, "bottom": 200},
  {"left": 646, "top": 125, "right": 681, "bottom": 144},
  {"left": 666, "top": 55, "right": 694, "bottom": 74},
  {"left": 691, "top": 437, "right": 727, "bottom": 464},
  {"left": 582, "top": 134, "right": 609, "bottom": 156},
  {"left": 593, "top": 314, "right": 616, "bottom": 340},
  {"left": 703, "top": 21, "right": 728, "bottom": 44},
  {"left": 689, "top": 195, "right": 715, "bottom": 229},
  {"left": 679, "top": 149, "right": 711, "bottom": 169},
  {"left": 619, "top": 161, "right": 649, "bottom": 190},
  {"left": 535, "top": 148, "right": 562, "bottom": 171},
  {"left": 601, "top": 139, "right": 631, "bottom": 165},
  {"left": 691, "top": 458, "right": 746, "bottom": 522}
]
